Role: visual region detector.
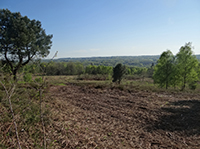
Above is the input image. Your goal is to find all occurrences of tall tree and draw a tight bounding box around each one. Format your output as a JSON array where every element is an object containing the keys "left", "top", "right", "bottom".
[
  {"left": 153, "top": 50, "right": 174, "bottom": 89},
  {"left": 112, "top": 63, "right": 126, "bottom": 84},
  {"left": 66, "top": 62, "right": 77, "bottom": 75},
  {"left": 176, "top": 42, "right": 199, "bottom": 90},
  {"left": 75, "top": 63, "right": 84, "bottom": 75},
  {"left": 0, "top": 9, "right": 53, "bottom": 80}
]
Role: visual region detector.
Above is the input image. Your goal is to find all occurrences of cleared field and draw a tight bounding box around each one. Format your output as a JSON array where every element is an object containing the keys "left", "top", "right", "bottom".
[
  {"left": 1, "top": 75, "right": 200, "bottom": 148},
  {"left": 45, "top": 82, "right": 200, "bottom": 149}
]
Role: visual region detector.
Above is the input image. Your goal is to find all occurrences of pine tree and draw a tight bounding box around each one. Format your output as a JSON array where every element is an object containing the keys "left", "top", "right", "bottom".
[
  {"left": 0, "top": 9, "right": 53, "bottom": 80},
  {"left": 112, "top": 63, "right": 126, "bottom": 84}
]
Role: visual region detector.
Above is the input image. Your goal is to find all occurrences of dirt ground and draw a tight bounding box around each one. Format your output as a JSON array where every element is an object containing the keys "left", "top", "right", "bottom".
[{"left": 45, "top": 83, "right": 200, "bottom": 149}]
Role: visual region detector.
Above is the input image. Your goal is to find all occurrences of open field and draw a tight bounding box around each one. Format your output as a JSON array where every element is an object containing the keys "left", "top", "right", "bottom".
[
  {"left": 1, "top": 76, "right": 200, "bottom": 148},
  {"left": 44, "top": 77, "right": 200, "bottom": 148},
  {"left": 1, "top": 4, "right": 200, "bottom": 149}
]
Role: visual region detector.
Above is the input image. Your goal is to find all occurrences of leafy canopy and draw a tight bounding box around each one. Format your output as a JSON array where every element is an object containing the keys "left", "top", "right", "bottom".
[
  {"left": 0, "top": 9, "right": 53, "bottom": 79},
  {"left": 153, "top": 42, "right": 199, "bottom": 90},
  {"left": 176, "top": 42, "right": 199, "bottom": 90},
  {"left": 153, "top": 50, "right": 174, "bottom": 89}
]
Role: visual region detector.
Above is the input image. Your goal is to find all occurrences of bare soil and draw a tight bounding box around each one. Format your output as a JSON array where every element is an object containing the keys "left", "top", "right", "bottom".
[{"left": 45, "top": 83, "right": 200, "bottom": 149}]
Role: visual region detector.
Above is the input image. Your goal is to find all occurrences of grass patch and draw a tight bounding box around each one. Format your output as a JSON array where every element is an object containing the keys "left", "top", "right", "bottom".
[
  {"left": 57, "top": 83, "right": 66, "bottom": 86},
  {"left": 45, "top": 75, "right": 76, "bottom": 85},
  {"left": 42, "top": 75, "right": 200, "bottom": 94},
  {"left": 77, "top": 74, "right": 111, "bottom": 81}
]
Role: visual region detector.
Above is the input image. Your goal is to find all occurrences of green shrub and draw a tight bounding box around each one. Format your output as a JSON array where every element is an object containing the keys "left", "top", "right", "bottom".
[
  {"left": 23, "top": 73, "right": 32, "bottom": 82},
  {"left": 189, "top": 81, "right": 197, "bottom": 90},
  {"left": 34, "top": 77, "right": 43, "bottom": 83}
]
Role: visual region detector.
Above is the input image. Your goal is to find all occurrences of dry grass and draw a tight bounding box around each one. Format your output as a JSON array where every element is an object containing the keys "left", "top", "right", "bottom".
[
  {"left": 1, "top": 76, "right": 200, "bottom": 148},
  {"left": 44, "top": 78, "right": 200, "bottom": 148}
]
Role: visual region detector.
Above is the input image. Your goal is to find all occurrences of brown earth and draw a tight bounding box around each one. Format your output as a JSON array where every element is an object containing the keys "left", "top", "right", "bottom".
[{"left": 45, "top": 83, "right": 200, "bottom": 149}]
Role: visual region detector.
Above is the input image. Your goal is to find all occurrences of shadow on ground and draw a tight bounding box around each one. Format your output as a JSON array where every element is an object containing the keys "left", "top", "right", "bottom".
[{"left": 148, "top": 99, "right": 200, "bottom": 136}]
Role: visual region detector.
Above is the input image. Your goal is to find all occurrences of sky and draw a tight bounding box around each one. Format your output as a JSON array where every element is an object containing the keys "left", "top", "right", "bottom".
[{"left": 1, "top": 0, "right": 200, "bottom": 58}]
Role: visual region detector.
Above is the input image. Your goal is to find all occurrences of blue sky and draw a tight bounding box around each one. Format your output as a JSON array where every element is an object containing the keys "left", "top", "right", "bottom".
[{"left": 1, "top": 0, "right": 200, "bottom": 58}]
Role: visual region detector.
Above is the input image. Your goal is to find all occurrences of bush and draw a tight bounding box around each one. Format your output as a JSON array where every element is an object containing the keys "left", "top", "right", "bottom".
[
  {"left": 189, "top": 81, "right": 197, "bottom": 90},
  {"left": 34, "top": 77, "right": 43, "bottom": 83},
  {"left": 23, "top": 73, "right": 32, "bottom": 82}
]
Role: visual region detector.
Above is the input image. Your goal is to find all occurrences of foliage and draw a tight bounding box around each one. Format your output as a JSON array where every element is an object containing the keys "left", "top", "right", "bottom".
[
  {"left": 22, "top": 61, "right": 154, "bottom": 81},
  {"left": 153, "top": 50, "right": 174, "bottom": 89},
  {"left": 112, "top": 63, "right": 126, "bottom": 84},
  {"left": 44, "top": 55, "right": 200, "bottom": 68},
  {"left": 153, "top": 43, "right": 199, "bottom": 90},
  {"left": 39, "top": 62, "right": 84, "bottom": 75},
  {"left": 45, "top": 55, "right": 161, "bottom": 67},
  {"left": 175, "top": 42, "right": 199, "bottom": 90},
  {"left": 188, "top": 81, "right": 197, "bottom": 90},
  {"left": 170, "top": 65, "right": 181, "bottom": 89},
  {"left": 34, "top": 77, "right": 43, "bottom": 83},
  {"left": 0, "top": 9, "right": 53, "bottom": 80},
  {"left": 127, "top": 66, "right": 148, "bottom": 76},
  {"left": 23, "top": 73, "right": 32, "bottom": 82},
  {"left": 85, "top": 65, "right": 112, "bottom": 75}
]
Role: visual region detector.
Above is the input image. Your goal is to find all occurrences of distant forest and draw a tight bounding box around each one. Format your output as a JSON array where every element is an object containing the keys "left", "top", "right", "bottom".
[{"left": 44, "top": 55, "right": 200, "bottom": 67}]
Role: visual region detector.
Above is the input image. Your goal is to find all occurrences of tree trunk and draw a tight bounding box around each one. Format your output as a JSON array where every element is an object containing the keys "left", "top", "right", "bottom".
[
  {"left": 13, "top": 69, "right": 17, "bottom": 81},
  {"left": 118, "top": 79, "right": 121, "bottom": 84},
  {"left": 166, "top": 80, "right": 168, "bottom": 89},
  {"left": 181, "top": 84, "right": 185, "bottom": 91},
  {"left": 181, "top": 76, "right": 186, "bottom": 91}
]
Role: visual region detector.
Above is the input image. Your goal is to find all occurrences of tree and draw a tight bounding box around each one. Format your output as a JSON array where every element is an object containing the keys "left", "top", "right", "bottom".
[
  {"left": 170, "top": 65, "right": 181, "bottom": 89},
  {"left": 0, "top": 9, "right": 53, "bottom": 80},
  {"left": 112, "top": 63, "right": 126, "bottom": 84},
  {"left": 66, "top": 62, "right": 77, "bottom": 75},
  {"left": 153, "top": 50, "right": 174, "bottom": 89},
  {"left": 75, "top": 63, "right": 84, "bottom": 75},
  {"left": 175, "top": 42, "right": 199, "bottom": 90}
]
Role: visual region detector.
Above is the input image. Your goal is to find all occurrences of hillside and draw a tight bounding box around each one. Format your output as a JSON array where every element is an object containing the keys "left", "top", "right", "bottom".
[
  {"left": 1, "top": 76, "right": 200, "bottom": 148},
  {"left": 53, "top": 55, "right": 160, "bottom": 67},
  {"left": 43, "top": 55, "right": 200, "bottom": 67}
]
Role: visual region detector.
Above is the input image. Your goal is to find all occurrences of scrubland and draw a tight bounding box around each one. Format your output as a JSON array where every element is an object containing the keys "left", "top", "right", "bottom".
[{"left": 1, "top": 76, "right": 200, "bottom": 148}]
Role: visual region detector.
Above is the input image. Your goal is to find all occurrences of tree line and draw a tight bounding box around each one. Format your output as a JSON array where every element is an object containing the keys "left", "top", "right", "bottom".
[
  {"left": 1, "top": 9, "right": 200, "bottom": 90},
  {"left": 46, "top": 55, "right": 160, "bottom": 67},
  {"left": 44, "top": 55, "right": 200, "bottom": 68},
  {"left": 14, "top": 61, "right": 152, "bottom": 77}
]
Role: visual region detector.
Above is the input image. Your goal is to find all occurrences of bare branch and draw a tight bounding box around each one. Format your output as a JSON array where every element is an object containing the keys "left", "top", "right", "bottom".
[{"left": 0, "top": 81, "right": 22, "bottom": 149}]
